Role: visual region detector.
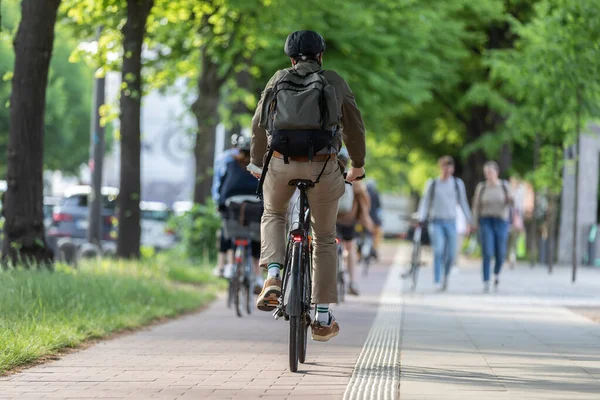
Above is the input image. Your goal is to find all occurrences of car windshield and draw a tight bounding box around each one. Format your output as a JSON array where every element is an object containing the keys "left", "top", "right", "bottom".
[
  {"left": 141, "top": 209, "right": 171, "bottom": 221},
  {"left": 61, "top": 194, "right": 117, "bottom": 210}
]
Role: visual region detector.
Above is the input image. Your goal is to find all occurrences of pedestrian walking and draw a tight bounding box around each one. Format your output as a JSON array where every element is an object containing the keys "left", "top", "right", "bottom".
[
  {"left": 472, "top": 161, "right": 513, "bottom": 292},
  {"left": 417, "top": 156, "right": 472, "bottom": 291}
]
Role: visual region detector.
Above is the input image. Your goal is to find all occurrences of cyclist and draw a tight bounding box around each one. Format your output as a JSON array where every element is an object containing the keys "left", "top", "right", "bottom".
[
  {"left": 212, "top": 135, "right": 242, "bottom": 279},
  {"left": 336, "top": 148, "right": 374, "bottom": 296},
  {"left": 215, "top": 135, "right": 263, "bottom": 294},
  {"left": 249, "top": 30, "right": 366, "bottom": 342}
]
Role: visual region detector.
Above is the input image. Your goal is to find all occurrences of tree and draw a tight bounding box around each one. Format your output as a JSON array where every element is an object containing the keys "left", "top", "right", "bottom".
[
  {"left": 0, "top": 0, "right": 92, "bottom": 177},
  {"left": 385, "top": 0, "right": 541, "bottom": 198},
  {"left": 1, "top": 0, "right": 62, "bottom": 265},
  {"left": 489, "top": 0, "right": 600, "bottom": 278},
  {"left": 116, "top": 0, "right": 154, "bottom": 258}
]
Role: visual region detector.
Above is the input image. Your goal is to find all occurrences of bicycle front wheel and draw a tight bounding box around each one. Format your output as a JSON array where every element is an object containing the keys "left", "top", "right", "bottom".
[{"left": 287, "top": 241, "right": 303, "bottom": 372}]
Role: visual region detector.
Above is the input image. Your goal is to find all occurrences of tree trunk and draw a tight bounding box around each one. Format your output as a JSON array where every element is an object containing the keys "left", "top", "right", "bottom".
[
  {"left": 191, "top": 48, "right": 221, "bottom": 205},
  {"left": 498, "top": 143, "right": 512, "bottom": 179},
  {"left": 462, "top": 106, "right": 488, "bottom": 202},
  {"left": 1, "top": 0, "right": 61, "bottom": 267},
  {"left": 227, "top": 67, "right": 252, "bottom": 144},
  {"left": 116, "top": 0, "right": 154, "bottom": 259}
]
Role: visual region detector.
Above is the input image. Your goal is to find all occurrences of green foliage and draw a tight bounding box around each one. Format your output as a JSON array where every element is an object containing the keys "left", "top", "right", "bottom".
[
  {"left": 169, "top": 201, "right": 221, "bottom": 262},
  {"left": 488, "top": 0, "right": 600, "bottom": 187},
  {"left": 0, "top": 257, "right": 220, "bottom": 374},
  {"left": 0, "top": 0, "right": 92, "bottom": 176}
]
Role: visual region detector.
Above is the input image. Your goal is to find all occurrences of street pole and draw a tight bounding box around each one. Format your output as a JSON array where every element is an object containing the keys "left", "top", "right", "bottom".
[
  {"left": 87, "top": 26, "right": 106, "bottom": 245},
  {"left": 572, "top": 88, "right": 582, "bottom": 283}
]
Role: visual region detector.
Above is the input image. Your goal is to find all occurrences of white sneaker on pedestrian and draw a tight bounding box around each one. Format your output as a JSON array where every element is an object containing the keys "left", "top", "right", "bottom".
[{"left": 484, "top": 281, "right": 490, "bottom": 293}]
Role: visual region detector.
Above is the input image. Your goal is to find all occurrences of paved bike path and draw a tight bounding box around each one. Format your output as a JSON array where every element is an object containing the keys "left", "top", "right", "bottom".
[{"left": 0, "top": 248, "right": 396, "bottom": 399}]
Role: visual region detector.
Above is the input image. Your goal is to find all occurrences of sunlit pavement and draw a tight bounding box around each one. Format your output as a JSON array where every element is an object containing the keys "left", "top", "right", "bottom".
[
  {"left": 2, "top": 243, "right": 600, "bottom": 399},
  {"left": 400, "top": 250, "right": 600, "bottom": 400}
]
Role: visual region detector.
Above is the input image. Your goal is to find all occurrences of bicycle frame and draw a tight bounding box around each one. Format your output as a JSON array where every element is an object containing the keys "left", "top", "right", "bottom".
[{"left": 280, "top": 183, "right": 311, "bottom": 319}]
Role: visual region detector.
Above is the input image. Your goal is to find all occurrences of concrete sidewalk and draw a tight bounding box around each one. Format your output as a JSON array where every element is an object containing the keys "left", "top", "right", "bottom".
[{"left": 400, "top": 251, "right": 600, "bottom": 400}]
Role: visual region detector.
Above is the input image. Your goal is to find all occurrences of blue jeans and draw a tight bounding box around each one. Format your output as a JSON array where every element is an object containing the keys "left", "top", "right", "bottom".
[
  {"left": 479, "top": 217, "right": 509, "bottom": 282},
  {"left": 428, "top": 220, "right": 457, "bottom": 284}
]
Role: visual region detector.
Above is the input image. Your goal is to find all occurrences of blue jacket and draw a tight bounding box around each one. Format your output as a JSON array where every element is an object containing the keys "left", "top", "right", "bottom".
[
  {"left": 217, "top": 158, "right": 258, "bottom": 207},
  {"left": 212, "top": 148, "right": 240, "bottom": 204}
]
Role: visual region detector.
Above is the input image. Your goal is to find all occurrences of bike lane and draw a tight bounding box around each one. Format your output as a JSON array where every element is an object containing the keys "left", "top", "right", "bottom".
[{"left": 0, "top": 246, "right": 397, "bottom": 400}]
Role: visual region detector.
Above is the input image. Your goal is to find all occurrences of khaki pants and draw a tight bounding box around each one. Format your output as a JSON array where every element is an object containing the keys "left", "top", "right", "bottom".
[{"left": 260, "top": 156, "right": 345, "bottom": 304}]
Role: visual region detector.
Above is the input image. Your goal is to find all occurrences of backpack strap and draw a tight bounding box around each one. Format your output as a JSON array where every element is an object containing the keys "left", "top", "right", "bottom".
[
  {"left": 454, "top": 177, "right": 461, "bottom": 205},
  {"left": 256, "top": 149, "right": 274, "bottom": 200},
  {"left": 426, "top": 179, "right": 437, "bottom": 220},
  {"left": 501, "top": 180, "right": 510, "bottom": 204}
]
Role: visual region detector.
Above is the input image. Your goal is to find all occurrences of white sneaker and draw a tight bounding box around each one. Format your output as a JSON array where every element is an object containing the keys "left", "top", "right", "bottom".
[
  {"left": 484, "top": 281, "right": 490, "bottom": 293},
  {"left": 212, "top": 266, "right": 224, "bottom": 278},
  {"left": 223, "top": 264, "right": 234, "bottom": 279}
]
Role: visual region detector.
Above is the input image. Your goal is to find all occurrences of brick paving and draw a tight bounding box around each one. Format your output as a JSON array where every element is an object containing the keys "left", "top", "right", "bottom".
[
  {"left": 0, "top": 247, "right": 395, "bottom": 400},
  {"left": 4, "top": 243, "right": 600, "bottom": 400}
]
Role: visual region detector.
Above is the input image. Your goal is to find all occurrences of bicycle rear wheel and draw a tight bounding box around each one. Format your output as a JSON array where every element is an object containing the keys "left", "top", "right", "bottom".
[
  {"left": 245, "top": 255, "right": 253, "bottom": 315},
  {"left": 233, "top": 263, "right": 242, "bottom": 317}
]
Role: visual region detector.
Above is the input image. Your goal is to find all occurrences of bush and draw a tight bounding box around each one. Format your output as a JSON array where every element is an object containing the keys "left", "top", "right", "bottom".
[{"left": 169, "top": 200, "right": 221, "bottom": 263}]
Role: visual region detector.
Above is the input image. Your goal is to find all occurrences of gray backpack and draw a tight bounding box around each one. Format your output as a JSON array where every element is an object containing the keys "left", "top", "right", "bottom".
[{"left": 258, "top": 68, "right": 339, "bottom": 162}]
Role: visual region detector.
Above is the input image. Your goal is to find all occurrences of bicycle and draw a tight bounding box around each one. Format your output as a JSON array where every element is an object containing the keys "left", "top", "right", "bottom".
[
  {"left": 357, "top": 230, "right": 374, "bottom": 277},
  {"left": 400, "top": 214, "right": 427, "bottom": 291},
  {"left": 273, "top": 179, "right": 314, "bottom": 373},
  {"left": 223, "top": 196, "right": 263, "bottom": 317}
]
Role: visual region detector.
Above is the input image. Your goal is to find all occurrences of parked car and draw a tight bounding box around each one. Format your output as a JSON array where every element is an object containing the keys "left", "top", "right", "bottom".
[
  {"left": 47, "top": 185, "right": 118, "bottom": 244},
  {"left": 172, "top": 200, "right": 193, "bottom": 216},
  {"left": 43, "top": 196, "right": 61, "bottom": 229},
  {"left": 140, "top": 201, "right": 176, "bottom": 250}
]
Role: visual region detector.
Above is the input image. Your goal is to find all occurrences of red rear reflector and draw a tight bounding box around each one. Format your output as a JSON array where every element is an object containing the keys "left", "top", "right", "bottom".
[
  {"left": 53, "top": 213, "right": 73, "bottom": 222},
  {"left": 292, "top": 235, "right": 302, "bottom": 243},
  {"left": 235, "top": 239, "right": 249, "bottom": 246}
]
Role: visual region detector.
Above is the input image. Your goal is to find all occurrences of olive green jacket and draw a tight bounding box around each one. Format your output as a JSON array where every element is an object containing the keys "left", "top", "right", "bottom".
[{"left": 251, "top": 60, "right": 366, "bottom": 168}]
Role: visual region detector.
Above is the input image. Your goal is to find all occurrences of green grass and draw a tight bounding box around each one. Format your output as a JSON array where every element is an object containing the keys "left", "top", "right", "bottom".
[{"left": 0, "top": 255, "right": 223, "bottom": 375}]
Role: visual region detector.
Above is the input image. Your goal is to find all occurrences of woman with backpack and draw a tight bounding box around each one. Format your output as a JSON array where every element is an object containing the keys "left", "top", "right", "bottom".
[{"left": 472, "top": 161, "right": 514, "bottom": 293}]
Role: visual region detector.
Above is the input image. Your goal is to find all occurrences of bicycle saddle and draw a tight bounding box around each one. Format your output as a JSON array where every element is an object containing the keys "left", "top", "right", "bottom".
[
  {"left": 288, "top": 179, "right": 315, "bottom": 188},
  {"left": 225, "top": 195, "right": 261, "bottom": 206}
]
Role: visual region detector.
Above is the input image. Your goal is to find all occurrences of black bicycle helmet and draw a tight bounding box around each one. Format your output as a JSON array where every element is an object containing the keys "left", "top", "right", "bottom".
[{"left": 284, "top": 30, "right": 326, "bottom": 57}]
